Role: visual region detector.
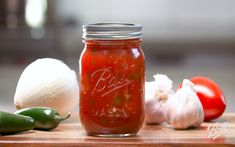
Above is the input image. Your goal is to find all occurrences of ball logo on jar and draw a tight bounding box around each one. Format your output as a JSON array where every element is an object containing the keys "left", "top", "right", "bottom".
[{"left": 90, "top": 67, "right": 134, "bottom": 97}]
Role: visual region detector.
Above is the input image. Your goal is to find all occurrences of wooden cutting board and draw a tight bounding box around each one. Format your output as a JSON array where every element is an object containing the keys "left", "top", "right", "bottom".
[{"left": 0, "top": 113, "right": 235, "bottom": 147}]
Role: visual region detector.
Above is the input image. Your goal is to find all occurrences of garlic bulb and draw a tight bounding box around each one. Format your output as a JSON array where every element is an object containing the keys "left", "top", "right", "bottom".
[
  {"left": 14, "top": 58, "right": 79, "bottom": 115},
  {"left": 164, "top": 79, "right": 204, "bottom": 129},
  {"left": 145, "top": 74, "right": 174, "bottom": 124}
]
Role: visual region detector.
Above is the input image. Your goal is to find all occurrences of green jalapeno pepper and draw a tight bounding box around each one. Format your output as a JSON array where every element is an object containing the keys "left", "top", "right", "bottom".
[
  {"left": 15, "top": 107, "right": 70, "bottom": 130},
  {"left": 0, "top": 111, "right": 34, "bottom": 134}
]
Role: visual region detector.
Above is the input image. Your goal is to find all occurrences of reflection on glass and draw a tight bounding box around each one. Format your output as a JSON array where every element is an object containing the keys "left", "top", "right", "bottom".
[{"left": 132, "top": 48, "right": 140, "bottom": 58}]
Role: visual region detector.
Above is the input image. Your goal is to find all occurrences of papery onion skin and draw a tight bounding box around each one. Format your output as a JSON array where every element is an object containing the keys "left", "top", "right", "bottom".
[{"left": 14, "top": 58, "right": 79, "bottom": 115}]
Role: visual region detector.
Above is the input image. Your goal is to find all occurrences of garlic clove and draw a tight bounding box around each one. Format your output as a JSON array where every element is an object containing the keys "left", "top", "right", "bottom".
[
  {"left": 145, "top": 82, "right": 166, "bottom": 124},
  {"left": 164, "top": 79, "right": 204, "bottom": 129},
  {"left": 153, "top": 74, "right": 173, "bottom": 93},
  {"left": 145, "top": 74, "right": 174, "bottom": 124}
]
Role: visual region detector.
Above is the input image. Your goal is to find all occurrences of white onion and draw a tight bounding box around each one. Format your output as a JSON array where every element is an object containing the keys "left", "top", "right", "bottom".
[{"left": 14, "top": 58, "right": 79, "bottom": 115}]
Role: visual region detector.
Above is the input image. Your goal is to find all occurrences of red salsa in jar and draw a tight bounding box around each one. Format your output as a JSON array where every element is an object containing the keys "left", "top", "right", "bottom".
[{"left": 79, "top": 23, "right": 145, "bottom": 137}]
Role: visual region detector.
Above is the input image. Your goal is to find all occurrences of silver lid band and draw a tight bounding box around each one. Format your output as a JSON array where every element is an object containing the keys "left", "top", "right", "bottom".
[{"left": 83, "top": 23, "right": 142, "bottom": 40}]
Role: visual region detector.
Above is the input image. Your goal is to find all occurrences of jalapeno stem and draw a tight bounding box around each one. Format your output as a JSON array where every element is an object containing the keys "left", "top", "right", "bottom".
[{"left": 55, "top": 112, "right": 71, "bottom": 122}]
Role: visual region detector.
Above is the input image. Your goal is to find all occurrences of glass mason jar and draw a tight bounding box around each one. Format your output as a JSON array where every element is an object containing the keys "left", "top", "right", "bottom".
[{"left": 79, "top": 23, "right": 145, "bottom": 137}]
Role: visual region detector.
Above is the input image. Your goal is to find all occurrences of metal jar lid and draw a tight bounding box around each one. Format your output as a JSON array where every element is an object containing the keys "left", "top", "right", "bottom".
[{"left": 82, "top": 23, "right": 142, "bottom": 40}]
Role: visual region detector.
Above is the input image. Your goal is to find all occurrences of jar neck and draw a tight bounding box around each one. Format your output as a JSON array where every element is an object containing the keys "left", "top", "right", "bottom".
[{"left": 83, "top": 38, "right": 142, "bottom": 45}]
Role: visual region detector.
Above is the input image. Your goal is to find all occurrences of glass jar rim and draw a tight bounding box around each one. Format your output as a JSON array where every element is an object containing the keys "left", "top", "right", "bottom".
[{"left": 82, "top": 23, "right": 142, "bottom": 40}]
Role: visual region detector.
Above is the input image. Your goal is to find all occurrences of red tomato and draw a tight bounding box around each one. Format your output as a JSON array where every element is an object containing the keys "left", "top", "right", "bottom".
[{"left": 190, "top": 76, "right": 226, "bottom": 121}]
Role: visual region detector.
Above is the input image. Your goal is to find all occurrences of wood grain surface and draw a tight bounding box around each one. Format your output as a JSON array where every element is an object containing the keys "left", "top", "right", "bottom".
[{"left": 0, "top": 113, "right": 235, "bottom": 147}]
